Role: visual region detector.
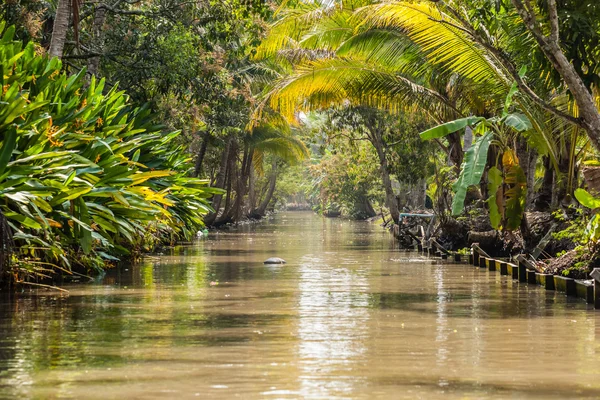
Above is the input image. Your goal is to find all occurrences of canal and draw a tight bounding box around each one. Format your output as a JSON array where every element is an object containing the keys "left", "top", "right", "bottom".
[{"left": 1, "top": 212, "right": 599, "bottom": 399}]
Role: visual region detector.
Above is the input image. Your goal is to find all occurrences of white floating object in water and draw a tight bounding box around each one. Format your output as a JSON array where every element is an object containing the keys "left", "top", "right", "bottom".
[{"left": 264, "top": 257, "right": 286, "bottom": 264}]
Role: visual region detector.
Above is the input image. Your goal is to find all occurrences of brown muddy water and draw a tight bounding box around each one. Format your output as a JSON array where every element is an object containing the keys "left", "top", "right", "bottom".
[{"left": 1, "top": 211, "right": 599, "bottom": 399}]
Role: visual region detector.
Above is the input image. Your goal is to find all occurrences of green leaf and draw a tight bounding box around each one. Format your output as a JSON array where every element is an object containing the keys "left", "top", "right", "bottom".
[
  {"left": 77, "top": 198, "right": 92, "bottom": 254},
  {"left": 0, "top": 128, "right": 17, "bottom": 175},
  {"left": 1, "top": 25, "right": 15, "bottom": 43},
  {"left": 50, "top": 187, "right": 92, "bottom": 206},
  {"left": 451, "top": 131, "right": 493, "bottom": 215},
  {"left": 503, "top": 113, "right": 532, "bottom": 132},
  {"left": 64, "top": 170, "right": 77, "bottom": 186},
  {"left": 487, "top": 166, "right": 503, "bottom": 230},
  {"left": 575, "top": 188, "right": 600, "bottom": 209},
  {"left": 420, "top": 116, "right": 483, "bottom": 140},
  {"left": 518, "top": 65, "right": 528, "bottom": 78},
  {"left": 97, "top": 251, "right": 120, "bottom": 261},
  {"left": 586, "top": 215, "right": 600, "bottom": 242},
  {"left": 4, "top": 212, "right": 42, "bottom": 229},
  {"left": 502, "top": 82, "right": 518, "bottom": 117}
]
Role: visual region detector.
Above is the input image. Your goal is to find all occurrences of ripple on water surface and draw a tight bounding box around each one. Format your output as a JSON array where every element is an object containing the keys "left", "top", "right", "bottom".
[{"left": 0, "top": 212, "right": 599, "bottom": 399}]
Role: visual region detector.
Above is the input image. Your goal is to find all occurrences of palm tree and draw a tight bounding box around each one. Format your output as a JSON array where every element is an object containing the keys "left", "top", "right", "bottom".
[
  {"left": 203, "top": 125, "right": 309, "bottom": 225},
  {"left": 254, "top": 0, "right": 597, "bottom": 231},
  {"left": 254, "top": 0, "right": 491, "bottom": 221},
  {"left": 48, "top": 0, "right": 81, "bottom": 59}
]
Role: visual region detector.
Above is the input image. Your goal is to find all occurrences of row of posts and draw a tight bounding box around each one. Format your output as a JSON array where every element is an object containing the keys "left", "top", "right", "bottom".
[
  {"left": 469, "top": 245, "right": 600, "bottom": 310},
  {"left": 416, "top": 239, "right": 600, "bottom": 309}
]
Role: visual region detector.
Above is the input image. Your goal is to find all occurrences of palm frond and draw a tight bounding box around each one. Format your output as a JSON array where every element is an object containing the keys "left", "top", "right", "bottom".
[
  {"left": 354, "top": 2, "right": 508, "bottom": 90},
  {"left": 254, "top": 2, "right": 336, "bottom": 60},
  {"left": 265, "top": 57, "right": 455, "bottom": 123}
]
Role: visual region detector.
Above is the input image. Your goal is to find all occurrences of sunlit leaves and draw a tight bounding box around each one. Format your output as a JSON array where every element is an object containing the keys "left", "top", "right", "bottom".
[
  {"left": 575, "top": 188, "right": 600, "bottom": 210},
  {"left": 420, "top": 116, "right": 484, "bottom": 140},
  {"left": 451, "top": 131, "right": 493, "bottom": 215},
  {"left": 0, "top": 26, "right": 216, "bottom": 279}
]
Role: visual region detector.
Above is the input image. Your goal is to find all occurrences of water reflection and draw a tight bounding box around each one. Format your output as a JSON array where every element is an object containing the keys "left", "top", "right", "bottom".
[
  {"left": 0, "top": 212, "right": 599, "bottom": 399},
  {"left": 297, "top": 254, "right": 370, "bottom": 398}
]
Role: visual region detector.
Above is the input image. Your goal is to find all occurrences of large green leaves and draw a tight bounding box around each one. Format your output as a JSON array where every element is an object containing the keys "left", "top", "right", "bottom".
[
  {"left": 0, "top": 128, "right": 16, "bottom": 175},
  {"left": 420, "top": 116, "right": 483, "bottom": 140},
  {"left": 503, "top": 113, "right": 532, "bottom": 132},
  {"left": 0, "top": 25, "right": 217, "bottom": 279},
  {"left": 452, "top": 131, "right": 493, "bottom": 215},
  {"left": 575, "top": 188, "right": 600, "bottom": 209}
]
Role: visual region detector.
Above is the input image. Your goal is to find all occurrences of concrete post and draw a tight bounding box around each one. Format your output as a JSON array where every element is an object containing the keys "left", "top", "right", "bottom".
[{"left": 591, "top": 269, "right": 600, "bottom": 309}]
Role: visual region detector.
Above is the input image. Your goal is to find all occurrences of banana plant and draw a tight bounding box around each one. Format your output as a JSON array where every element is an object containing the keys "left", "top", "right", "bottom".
[
  {"left": 420, "top": 111, "right": 530, "bottom": 231},
  {"left": 574, "top": 189, "right": 600, "bottom": 243}
]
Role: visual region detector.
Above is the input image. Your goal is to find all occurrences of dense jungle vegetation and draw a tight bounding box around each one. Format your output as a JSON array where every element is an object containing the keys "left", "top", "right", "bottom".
[{"left": 2, "top": 0, "right": 600, "bottom": 287}]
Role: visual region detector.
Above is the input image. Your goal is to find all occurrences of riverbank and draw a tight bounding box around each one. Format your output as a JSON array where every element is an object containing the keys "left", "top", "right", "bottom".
[{"left": 388, "top": 207, "right": 600, "bottom": 284}]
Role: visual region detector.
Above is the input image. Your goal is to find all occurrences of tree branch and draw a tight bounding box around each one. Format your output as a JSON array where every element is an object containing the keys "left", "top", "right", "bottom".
[
  {"left": 440, "top": 2, "right": 580, "bottom": 126},
  {"left": 547, "top": 0, "right": 560, "bottom": 44},
  {"left": 62, "top": 52, "right": 105, "bottom": 59}
]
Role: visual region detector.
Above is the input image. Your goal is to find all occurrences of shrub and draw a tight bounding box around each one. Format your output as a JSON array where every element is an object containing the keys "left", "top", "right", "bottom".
[{"left": 0, "top": 23, "right": 218, "bottom": 284}]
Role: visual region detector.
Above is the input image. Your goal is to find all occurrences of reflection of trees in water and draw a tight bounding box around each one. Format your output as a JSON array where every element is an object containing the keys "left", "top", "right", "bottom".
[
  {"left": 297, "top": 254, "right": 370, "bottom": 398},
  {"left": 0, "top": 298, "right": 28, "bottom": 398}
]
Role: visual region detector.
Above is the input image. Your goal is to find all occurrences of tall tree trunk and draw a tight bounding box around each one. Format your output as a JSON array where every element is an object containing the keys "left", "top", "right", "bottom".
[
  {"left": 204, "top": 137, "right": 233, "bottom": 226},
  {"left": 248, "top": 166, "right": 257, "bottom": 212},
  {"left": 370, "top": 130, "right": 399, "bottom": 224},
  {"left": 49, "top": 0, "right": 71, "bottom": 59},
  {"left": 216, "top": 141, "right": 239, "bottom": 225},
  {"left": 87, "top": 4, "right": 106, "bottom": 77},
  {"left": 231, "top": 146, "right": 252, "bottom": 222},
  {"left": 356, "top": 195, "right": 376, "bottom": 219},
  {"left": 219, "top": 155, "right": 235, "bottom": 222},
  {"left": 255, "top": 161, "right": 278, "bottom": 217},
  {"left": 194, "top": 131, "right": 211, "bottom": 177}
]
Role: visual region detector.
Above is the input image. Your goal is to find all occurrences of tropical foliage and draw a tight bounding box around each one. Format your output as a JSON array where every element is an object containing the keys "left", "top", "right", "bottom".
[
  {"left": 3, "top": 0, "right": 600, "bottom": 285},
  {"left": 253, "top": 0, "right": 600, "bottom": 238},
  {"left": 0, "top": 22, "right": 218, "bottom": 284}
]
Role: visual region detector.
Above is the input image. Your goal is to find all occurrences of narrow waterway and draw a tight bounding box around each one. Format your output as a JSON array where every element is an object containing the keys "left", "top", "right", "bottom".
[{"left": 1, "top": 212, "right": 599, "bottom": 399}]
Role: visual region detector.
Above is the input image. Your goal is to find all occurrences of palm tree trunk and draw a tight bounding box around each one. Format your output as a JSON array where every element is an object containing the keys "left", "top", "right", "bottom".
[
  {"left": 232, "top": 146, "right": 251, "bottom": 221},
  {"left": 370, "top": 128, "right": 399, "bottom": 224},
  {"left": 255, "top": 161, "right": 278, "bottom": 216},
  {"left": 216, "top": 141, "right": 239, "bottom": 225},
  {"left": 204, "top": 137, "right": 233, "bottom": 226},
  {"left": 248, "top": 167, "right": 257, "bottom": 211},
  {"left": 194, "top": 131, "right": 211, "bottom": 177},
  {"left": 49, "top": 0, "right": 71, "bottom": 59}
]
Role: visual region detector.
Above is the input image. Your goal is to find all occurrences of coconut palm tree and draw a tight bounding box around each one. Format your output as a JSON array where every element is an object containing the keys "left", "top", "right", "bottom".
[
  {"left": 203, "top": 124, "right": 309, "bottom": 225},
  {"left": 254, "top": 0, "right": 597, "bottom": 230},
  {"left": 49, "top": 0, "right": 81, "bottom": 59}
]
